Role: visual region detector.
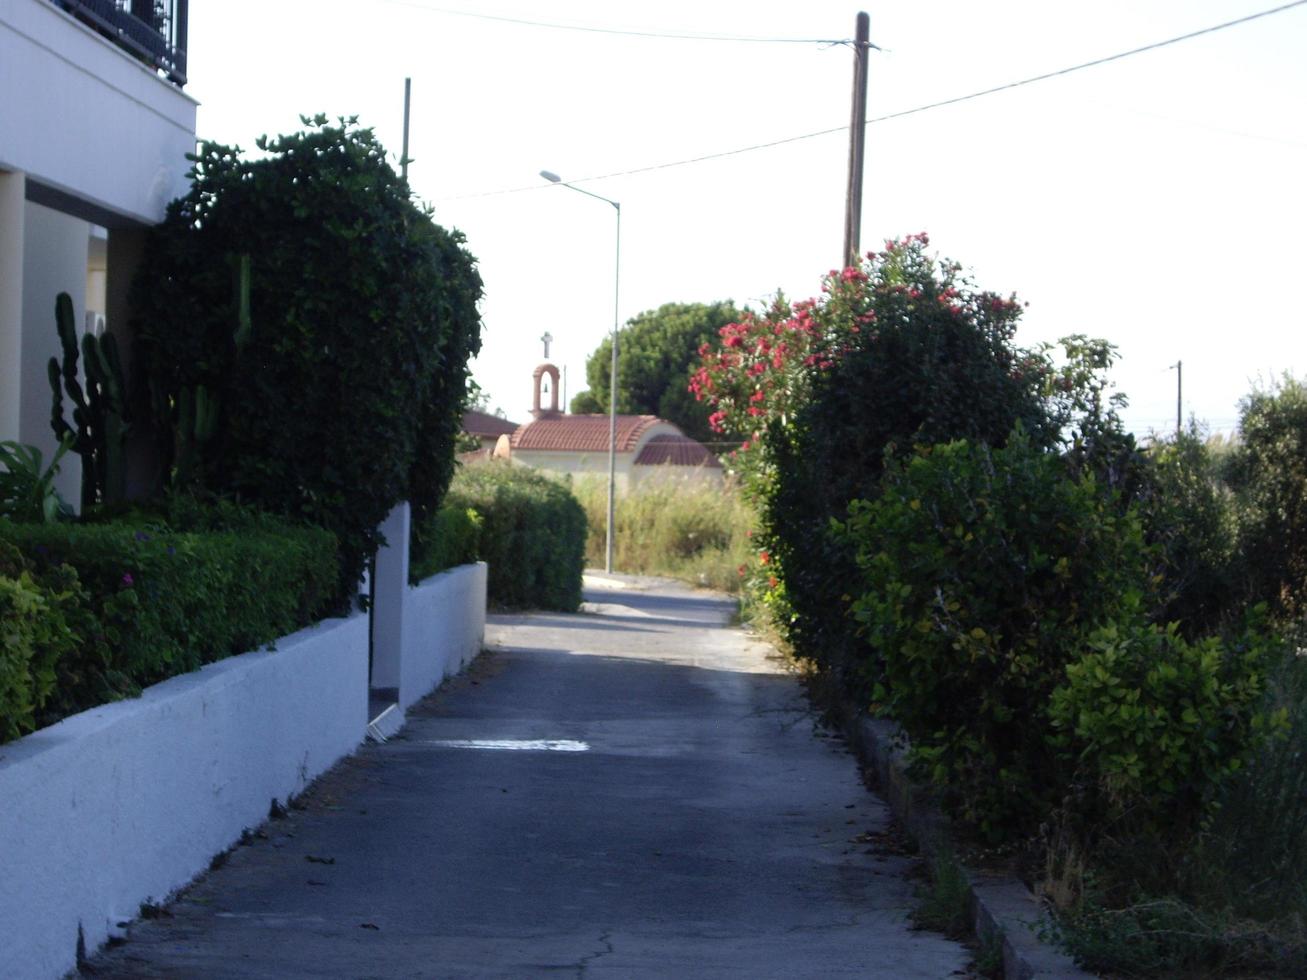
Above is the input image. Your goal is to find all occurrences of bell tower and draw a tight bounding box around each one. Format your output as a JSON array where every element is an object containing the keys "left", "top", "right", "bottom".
[{"left": 531, "top": 362, "right": 561, "bottom": 419}]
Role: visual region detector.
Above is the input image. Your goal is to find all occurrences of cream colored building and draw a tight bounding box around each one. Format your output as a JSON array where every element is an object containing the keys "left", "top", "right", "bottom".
[{"left": 500, "top": 362, "right": 722, "bottom": 490}]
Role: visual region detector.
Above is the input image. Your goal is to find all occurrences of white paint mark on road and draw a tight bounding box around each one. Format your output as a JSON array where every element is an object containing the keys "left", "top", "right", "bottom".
[{"left": 420, "top": 739, "right": 590, "bottom": 752}]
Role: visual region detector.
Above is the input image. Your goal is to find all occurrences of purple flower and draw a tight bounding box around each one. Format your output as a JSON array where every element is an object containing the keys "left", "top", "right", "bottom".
[
  {"left": 135, "top": 531, "right": 151, "bottom": 542},
  {"left": 121, "top": 572, "right": 134, "bottom": 587}
]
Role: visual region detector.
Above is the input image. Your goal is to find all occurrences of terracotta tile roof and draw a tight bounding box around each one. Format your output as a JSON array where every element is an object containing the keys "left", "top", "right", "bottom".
[
  {"left": 463, "top": 409, "right": 519, "bottom": 438},
  {"left": 511, "top": 414, "right": 665, "bottom": 453},
  {"left": 635, "top": 434, "right": 721, "bottom": 468}
]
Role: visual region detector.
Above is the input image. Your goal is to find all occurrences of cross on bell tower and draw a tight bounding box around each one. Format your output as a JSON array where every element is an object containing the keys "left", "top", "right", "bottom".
[{"left": 540, "top": 331, "right": 553, "bottom": 360}]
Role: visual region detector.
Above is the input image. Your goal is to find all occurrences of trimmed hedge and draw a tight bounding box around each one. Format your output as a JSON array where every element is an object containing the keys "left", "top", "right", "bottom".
[
  {"left": 409, "top": 505, "right": 482, "bottom": 584},
  {"left": 0, "top": 517, "right": 337, "bottom": 737},
  {"left": 0, "top": 543, "right": 86, "bottom": 741},
  {"left": 446, "top": 463, "right": 586, "bottom": 611}
]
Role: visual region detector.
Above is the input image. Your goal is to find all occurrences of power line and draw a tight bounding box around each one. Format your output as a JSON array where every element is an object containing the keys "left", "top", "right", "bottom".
[
  {"left": 436, "top": 0, "right": 1307, "bottom": 202},
  {"left": 376, "top": 0, "right": 851, "bottom": 44}
]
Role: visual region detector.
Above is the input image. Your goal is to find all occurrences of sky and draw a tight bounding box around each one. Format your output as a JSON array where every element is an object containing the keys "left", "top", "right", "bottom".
[{"left": 185, "top": 0, "right": 1307, "bottom": 439}]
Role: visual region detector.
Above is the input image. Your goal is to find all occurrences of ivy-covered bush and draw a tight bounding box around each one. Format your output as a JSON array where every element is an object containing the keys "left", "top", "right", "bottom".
[
  {"left": 0, "top": 542, "right": 87, "bottom": 742},
  {"left": 0, "top": 516, "right": 337, "bottom": 728},
  {"left": 842, "top": 435, "right": 1154, "bottom": 838},
  {"left": 446, "top": 463, "right": 586, "bottom": 611},
  {"left": 131, "top": 116, "right": 482, "bottom": 605},
  {"left": 409, "top": 505, "right": 482, "bottom": 584}
]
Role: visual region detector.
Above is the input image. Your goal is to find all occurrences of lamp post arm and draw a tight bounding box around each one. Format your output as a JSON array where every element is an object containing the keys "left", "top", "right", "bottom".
[{"left": 560, "top": 182, "right": 620, "bottom": 211}]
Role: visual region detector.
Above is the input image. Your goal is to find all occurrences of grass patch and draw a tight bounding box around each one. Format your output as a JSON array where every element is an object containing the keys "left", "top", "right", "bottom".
[
  {"left": 913, "top": 850, "right": 972, "bottom": 939},
  {"left": 572, "top": 475, "right": 755, "bottom": 592}
]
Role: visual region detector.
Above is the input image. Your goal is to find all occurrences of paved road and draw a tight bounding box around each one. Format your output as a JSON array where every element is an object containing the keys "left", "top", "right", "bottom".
[{"left": 88, "top": 574, "right": 970, "bottom": 979}]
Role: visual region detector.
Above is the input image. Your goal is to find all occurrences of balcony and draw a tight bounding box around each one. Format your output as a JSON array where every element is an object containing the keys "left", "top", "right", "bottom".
[{"left": 53, "top": 0, "right": 187, "bottom": 85}]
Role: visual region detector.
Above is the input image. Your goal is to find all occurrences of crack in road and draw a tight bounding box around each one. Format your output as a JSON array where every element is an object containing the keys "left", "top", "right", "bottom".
[{"left": 575, "top": 930, "right": 614, "bottom": 978}]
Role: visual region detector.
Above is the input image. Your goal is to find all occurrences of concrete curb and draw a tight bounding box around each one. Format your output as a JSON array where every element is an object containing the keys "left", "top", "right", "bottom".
[{"left": 832, "top": 704, "right": 1095, "bottom": 979}]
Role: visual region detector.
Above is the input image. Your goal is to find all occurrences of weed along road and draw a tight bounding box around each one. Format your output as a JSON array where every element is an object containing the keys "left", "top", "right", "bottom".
[{"left": 89, "top": 574, "right": 971, "bottom": 979}]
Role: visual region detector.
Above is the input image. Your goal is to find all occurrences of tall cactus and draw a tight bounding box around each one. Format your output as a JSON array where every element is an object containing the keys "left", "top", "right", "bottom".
[{"left": 48, "top": 292, "right": 129, "bottom": 509}]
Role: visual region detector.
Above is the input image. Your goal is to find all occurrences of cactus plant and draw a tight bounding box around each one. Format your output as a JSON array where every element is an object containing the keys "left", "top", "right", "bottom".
[{"left": 48, "top": 292, "right": 129, "bottom": 509}]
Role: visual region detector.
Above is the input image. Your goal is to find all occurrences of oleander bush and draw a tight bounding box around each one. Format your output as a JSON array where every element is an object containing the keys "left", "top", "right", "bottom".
[
  {"left": 446, "top": 462, "right": 586, "bottom": 610},
  {"left": 409, "top": 504, "right": 482, "bottom": 584},
  {"left": 0, "top": 514, "right": 337, "bottom": 732}
]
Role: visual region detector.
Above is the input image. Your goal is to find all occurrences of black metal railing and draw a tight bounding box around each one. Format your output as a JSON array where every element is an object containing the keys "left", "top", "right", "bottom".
[{"left": 53, "top": 0, "right": 188, "bottom": 85}]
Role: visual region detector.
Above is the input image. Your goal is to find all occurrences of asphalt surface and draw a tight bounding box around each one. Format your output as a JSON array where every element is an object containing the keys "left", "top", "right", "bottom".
[{"left": 86, "top": 573, "right": 971, "bottom": 979}]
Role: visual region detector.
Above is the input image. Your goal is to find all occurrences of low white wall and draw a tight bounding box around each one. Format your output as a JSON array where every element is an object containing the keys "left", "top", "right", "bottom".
[
  {"left": 399, "top": 561, "right": 488, "bottom": 710},
  {"left": 0, "top": 612, "right": 370, "bottom": 980}
]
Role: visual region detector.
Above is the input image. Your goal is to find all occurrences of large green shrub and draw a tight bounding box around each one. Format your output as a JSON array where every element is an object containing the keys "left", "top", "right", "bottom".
[
  {"left": 1050, "top": 617, "right": 1274, "bottom": 838},
  {"left": 446, "top": 463, "right": 586, "bottom": 611},
  {"left": 1226, "top": 375, "right": 1307, "bottom": 615},
  {"left": 0, "top": 516, "right": 338, "bottom": 726},
  {"left": 0, "top": 542, "right": 87, "bottom": 742},
  {"left": 409, "top": 505, "right": 482, "bottom": 584},
  {"left": 843, "top": 435, "right": 1154, "bottom": 838},
  {"left": 131, "top": 116, "right": 482, "bottom": 604},
  {"left": 1142, "top": 427, "right": 1240, "bottom": 635}
]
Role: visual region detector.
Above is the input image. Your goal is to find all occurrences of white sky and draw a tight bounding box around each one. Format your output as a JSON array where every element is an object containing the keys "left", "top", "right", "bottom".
[{"left": 186, "top": 0, "right": 1307, "bottom": 438}]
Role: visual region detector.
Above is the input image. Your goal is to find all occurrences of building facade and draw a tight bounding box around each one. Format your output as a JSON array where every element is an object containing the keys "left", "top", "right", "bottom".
[{"left": 1, "top": 0, "right": 196, "bottom": 502}]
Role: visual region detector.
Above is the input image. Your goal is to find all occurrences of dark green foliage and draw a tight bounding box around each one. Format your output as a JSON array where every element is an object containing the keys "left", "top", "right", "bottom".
[
  {"left": 843, "top": 436, "right": 1155, "bottom": 838},
  {"left": 1050, "top": 616, "right": 1274, "bottom": 840},
  {"left": 48, "top": 292, "right": 130, "bottom": 509},
  {"left": 765, "top": 250, "right": 1051, "bottom": 694},
  {"left": 0, "top": 542, "right": 86, "bottom": 742},
  {"left": 445, "top": 463, "right": 586, "bottom": 610},
  {"left": 409, "top": 505, "right": 482, "bottom": 584},
  {"left": 1143, "top": 427, "right": 1240, "bottom": 635},
  {"left": 575, "top": 301, "right": 742, "bottom": 443},
  {"left": 0, "top": 438, "right": 74, "bottom": 524},
  {"left": 131, "top": 116, "right": 482, "bottom": 604},
  {"left": 0, "top": 513, "right": 338, "bottom": 732},
  {"left": 1227, "top": 375, "right": 1307, "bottom": 615}
]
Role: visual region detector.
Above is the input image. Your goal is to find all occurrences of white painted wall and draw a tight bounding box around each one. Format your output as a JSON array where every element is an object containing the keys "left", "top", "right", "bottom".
[
  {"left": 399, "top": 561, "right": 488, "bottom": 710},
  {"left": 0, "top": 0, "right": 196, "bottom": 226},
  {"left": 20, "top": 200, "right": 87, "bottom": 504},
  {"left": 0, "top": 613, "right": 370, "bottom": 980},
  {"left": 0, "top": 170, "right": 24, "bottom": 441}
]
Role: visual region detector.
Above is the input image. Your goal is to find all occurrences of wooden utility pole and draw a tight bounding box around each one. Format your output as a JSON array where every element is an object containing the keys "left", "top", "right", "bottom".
[{"left": 842, "top": 12, "right": 870, "bottom": 269}]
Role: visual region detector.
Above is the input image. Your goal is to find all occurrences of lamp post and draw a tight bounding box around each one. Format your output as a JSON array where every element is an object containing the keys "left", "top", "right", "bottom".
[{"left": 540, "top": 170, "right": 621, "bottom": 574}]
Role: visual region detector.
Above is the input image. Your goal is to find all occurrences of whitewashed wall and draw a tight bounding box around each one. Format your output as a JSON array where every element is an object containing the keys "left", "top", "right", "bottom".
[
  {"left": 0, "top": 613, "right": 370, "bottom": 980},
  {"left": 399, "top": 561, "right": 488, "bottom": 710}
]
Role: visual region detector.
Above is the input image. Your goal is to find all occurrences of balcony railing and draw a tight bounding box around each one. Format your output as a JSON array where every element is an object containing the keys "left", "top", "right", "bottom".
[{"left": 53, "top": 0, "right": 188, "bottom": 85}]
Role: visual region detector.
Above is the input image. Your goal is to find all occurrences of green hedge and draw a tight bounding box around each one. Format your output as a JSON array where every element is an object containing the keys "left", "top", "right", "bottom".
[
  {"left": 446, "top": 463, "right": 586, "bottom": 610},
  {"left": 409, "top": 505, "right": 482, "bottom": 584},
  {"left": 0, "top": 543, "right": 86, "bottom": 741},
  {"left": 0, "top": 516, "right": 337, "bottom": 738}
]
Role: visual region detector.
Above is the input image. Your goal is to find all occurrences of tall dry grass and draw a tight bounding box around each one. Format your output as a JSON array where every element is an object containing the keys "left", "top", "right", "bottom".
[{"left": 572, "top": 474, "right": 755, "bottom": 592}]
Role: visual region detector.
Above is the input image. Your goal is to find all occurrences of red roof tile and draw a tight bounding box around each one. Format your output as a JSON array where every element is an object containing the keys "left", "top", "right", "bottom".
[
  {"left": 511, "top": 414, "right": 665, "bottom": 453},
  {"left": 635, "top": 434, "right": 721, "bottom": 468},
  {"left": 463, "top": 409, "right": 519, "bottom": 438}
]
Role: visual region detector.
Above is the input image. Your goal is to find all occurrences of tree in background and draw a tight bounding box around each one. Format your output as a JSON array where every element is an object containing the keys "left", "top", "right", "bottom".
[{"left": 569, "top": 301, "right": 742, "bottom": 444}]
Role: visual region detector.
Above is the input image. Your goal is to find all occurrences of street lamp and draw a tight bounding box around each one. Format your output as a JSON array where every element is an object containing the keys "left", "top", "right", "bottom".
[{"left": 540, "top": 169, "right": 621, "bottom": 574}]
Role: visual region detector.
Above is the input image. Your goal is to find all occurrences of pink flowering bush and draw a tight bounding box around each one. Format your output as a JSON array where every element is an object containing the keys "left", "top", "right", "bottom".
[{"left": 691, "top": 234, "right": 1116, "bottom": 686}]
